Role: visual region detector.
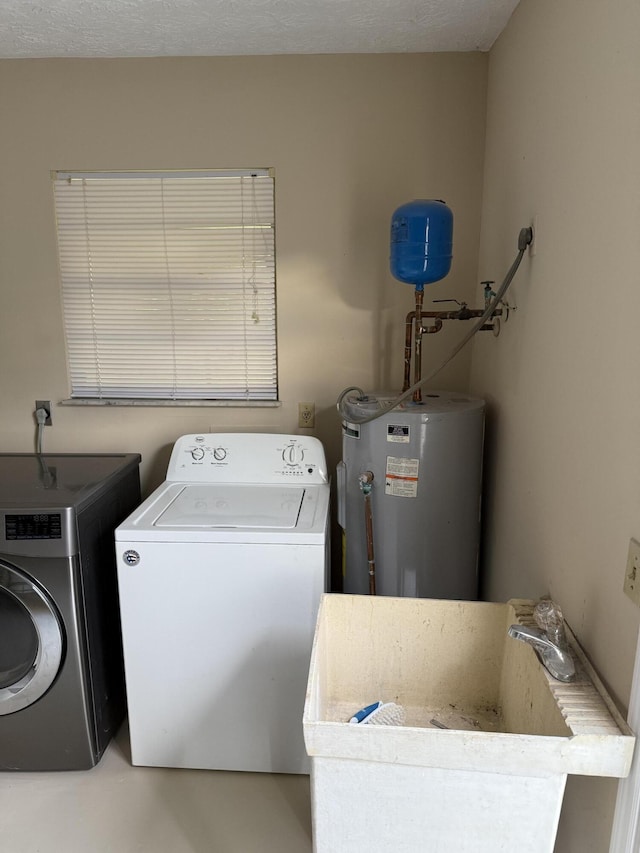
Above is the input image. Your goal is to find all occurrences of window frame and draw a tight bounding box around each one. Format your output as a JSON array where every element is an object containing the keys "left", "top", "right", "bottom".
[{"left": 53, "top": 168, "right": 279, "bottom": 407}]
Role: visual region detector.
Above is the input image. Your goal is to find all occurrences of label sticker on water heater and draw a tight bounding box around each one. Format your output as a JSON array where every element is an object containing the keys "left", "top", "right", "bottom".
[
  {"left": 385, "top": 456, "right": 419, "bottom": 498},
  {"left": 342, "top": 421, "right": 360, "bottom": 439},
  {"left": 387, "top": 424, "right": 410, "bottom": 443}
]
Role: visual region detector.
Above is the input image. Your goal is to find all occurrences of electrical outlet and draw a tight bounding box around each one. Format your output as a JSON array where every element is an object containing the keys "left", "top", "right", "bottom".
[
  {"left": 298, "top": 402, "right": 315, "bottom": 429},
  {"left": 623, "top": 538, "right": 640, "bottom": 607},
  {"left": 35, "top": 400, "right": 52, "bottom": 426}
]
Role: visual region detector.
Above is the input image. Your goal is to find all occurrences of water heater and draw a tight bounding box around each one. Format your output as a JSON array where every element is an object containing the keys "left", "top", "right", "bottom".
[{"left": 338, "top": 390, "right": 484, "bottom": 599}]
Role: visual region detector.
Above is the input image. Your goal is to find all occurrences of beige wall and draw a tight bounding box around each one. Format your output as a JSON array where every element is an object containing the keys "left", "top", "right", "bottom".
[
  {"left": 470, "top": 0, "right": 640, "bottom": 848},
  {"left": 0, "top": 54, "right": 487, "bottom": 493},
  {"left": 5, "top": 26, "right": 634, "bottom": 848}
]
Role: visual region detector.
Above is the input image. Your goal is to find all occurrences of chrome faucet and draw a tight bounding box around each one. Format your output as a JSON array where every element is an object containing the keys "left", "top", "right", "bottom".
[{"left": 508, "top": 623, "right": 576, "bottom": 683}]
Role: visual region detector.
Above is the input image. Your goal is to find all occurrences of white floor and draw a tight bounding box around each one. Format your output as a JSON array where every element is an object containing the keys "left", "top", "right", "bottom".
[{"left": 0, "top": 723, "right": 313, "bottom": 853}]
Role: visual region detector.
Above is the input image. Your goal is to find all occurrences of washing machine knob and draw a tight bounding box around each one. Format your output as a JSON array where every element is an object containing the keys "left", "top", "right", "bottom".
[
  {"left": 191, "top": 447, "right": 205, "bottom": 461},
  {"left": 283, "top": 444, "right": 304, "bottom": 466},
  {"left": 213, "top": 447, "right": 227, "bottom": 461}
]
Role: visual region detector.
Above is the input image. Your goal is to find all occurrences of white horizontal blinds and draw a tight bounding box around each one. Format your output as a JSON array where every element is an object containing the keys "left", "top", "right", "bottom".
[{"left": 54, "top": 170, "right": 277, "bottom": 400}]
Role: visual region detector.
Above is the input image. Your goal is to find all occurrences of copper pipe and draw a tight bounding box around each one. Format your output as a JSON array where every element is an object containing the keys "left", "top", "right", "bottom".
[
  {"left": 363, "top": 492, "right": 376, "bottom": 595},
  {"left": 405, "top": 311, "right": 443, "bottom": 336},
  {"left": 359, "top": 471, "right": 376, "bottom": 595},
  {"left": 424, "top": 318, "right": 443, "bottom": 334},
  {"left": 413, "top": 290, "right": 424, "bottom": 403},
  {"left": 402, "top": 312, "right": 413, "bottom": 392},
  {"left": 422, "top": 307, "right": 504, "bottom": 321},
  {"left": 401, "top": 303, "right": 505, "bottom": 396},
  {"left": 403, "top": 309, "right": 442, "bottom": 393}
]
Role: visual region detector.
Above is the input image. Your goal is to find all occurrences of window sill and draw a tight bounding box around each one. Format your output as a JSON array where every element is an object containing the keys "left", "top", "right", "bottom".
[{"left": 60, "top": 399, "right": 281, "bottom": 408}]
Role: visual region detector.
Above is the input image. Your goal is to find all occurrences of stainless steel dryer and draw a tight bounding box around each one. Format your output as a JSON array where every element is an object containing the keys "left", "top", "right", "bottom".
[{"left": 0, "top": 453, "right": 141, "bottom": 770}]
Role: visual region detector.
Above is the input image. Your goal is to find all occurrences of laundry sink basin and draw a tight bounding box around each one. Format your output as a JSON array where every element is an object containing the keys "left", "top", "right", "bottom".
[{"left": 303, "top": 594, "right": 634, "bottom": 853}]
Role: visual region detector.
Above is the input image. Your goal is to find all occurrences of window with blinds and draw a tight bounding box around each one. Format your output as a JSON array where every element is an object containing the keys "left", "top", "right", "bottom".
[{"left": 53, "top": 169, "right": 277, "bottom": 402}]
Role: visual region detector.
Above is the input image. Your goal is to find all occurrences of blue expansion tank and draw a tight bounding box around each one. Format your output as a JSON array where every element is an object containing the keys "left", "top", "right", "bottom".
[{"left": 390, "top": 199, "right": 453, "bottom": 289}]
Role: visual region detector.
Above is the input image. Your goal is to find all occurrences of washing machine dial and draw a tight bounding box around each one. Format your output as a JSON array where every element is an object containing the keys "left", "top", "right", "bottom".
[
  {"left": 283, "top": 444, "right": 304, "bottom": 466},
  {"left": 191, "top": 447, "right": 205, "bottom": 461},
  {"left": 213, "top": 447, "right": 227, "bottom": 461}
]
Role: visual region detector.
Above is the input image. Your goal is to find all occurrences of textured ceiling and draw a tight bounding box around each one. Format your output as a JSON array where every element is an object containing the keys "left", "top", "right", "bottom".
[{"left": 0, "top": 0, "right": 520, "bottom": 58}]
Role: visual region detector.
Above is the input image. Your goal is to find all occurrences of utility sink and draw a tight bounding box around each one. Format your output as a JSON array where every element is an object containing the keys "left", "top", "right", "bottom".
[{"left": 303, "top": 594, "right": 635, "bottom": 853}]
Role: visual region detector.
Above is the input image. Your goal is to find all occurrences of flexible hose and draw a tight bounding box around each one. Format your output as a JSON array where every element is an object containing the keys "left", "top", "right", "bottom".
[
  {"left": 34, "top": 407, "right": 48, "bottom": 454},
  {"left": 336, "top": 227, "right": 533, "bottom": 426}
]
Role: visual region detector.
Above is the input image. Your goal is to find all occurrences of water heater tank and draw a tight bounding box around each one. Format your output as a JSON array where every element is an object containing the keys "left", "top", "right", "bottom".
[
  {"left": 390, "top": 199, "right": 453, "bottom": 288},
  {"left": 337, "top": 390, "right": 484, "bottom": 599}
]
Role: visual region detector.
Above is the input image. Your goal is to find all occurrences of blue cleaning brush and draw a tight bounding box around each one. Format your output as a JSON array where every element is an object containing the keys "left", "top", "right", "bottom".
[
  {"left": 349, "top": 701, "right": 383, "bottom": 724},
  {"left": 349, "top": 701, "right": 406, "bottom": 726}
]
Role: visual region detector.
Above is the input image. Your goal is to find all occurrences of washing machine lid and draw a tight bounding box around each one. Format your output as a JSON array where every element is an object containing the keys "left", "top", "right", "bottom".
[
  {"left": 154, "top": 484, "right": 305, "bottom": 529},
  {"left": 116, "top": 479, "right": 329, "bottom": 544}
]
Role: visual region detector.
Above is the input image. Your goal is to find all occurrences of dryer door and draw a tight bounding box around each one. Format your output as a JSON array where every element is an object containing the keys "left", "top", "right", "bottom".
[{"left": 0, "top": 561, "right": 63, "bottom": 715}]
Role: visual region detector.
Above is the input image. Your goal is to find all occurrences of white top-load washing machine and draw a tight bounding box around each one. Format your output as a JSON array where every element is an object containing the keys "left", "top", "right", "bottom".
[{"left": 115, "top": 433, "right": 329, "bottom": 774}]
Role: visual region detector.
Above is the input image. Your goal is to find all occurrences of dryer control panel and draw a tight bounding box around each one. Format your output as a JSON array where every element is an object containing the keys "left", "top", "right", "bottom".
[{"left": 166, "top": 433, "right": 329, "bottom": 484}]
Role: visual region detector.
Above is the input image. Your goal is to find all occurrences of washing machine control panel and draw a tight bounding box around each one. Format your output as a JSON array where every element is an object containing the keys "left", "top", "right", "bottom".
[{"left": 166, "top": 434, "right": 328, "bottom": 484}]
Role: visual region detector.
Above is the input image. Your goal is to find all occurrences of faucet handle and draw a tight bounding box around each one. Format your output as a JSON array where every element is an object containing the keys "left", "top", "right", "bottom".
[{"left": 534, "top": 599, "right": 567, "bottom": 648}]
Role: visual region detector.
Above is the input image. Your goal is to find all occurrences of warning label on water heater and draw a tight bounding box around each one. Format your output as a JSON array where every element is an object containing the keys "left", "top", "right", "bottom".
[
  {"left": 385, "top": 456, "right": 419, "bottom": 498},
  {"left": 387, "top": 424, "right": 410, "bottom": 443}
]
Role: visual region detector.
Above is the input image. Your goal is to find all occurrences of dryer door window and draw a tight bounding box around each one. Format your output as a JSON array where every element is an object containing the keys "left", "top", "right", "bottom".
[
  {"left": 0, "top": 562, "right": 64, "bottom": 715},
  {"left": 0, "top": 590, "right": 39, "bottom": 687}
]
